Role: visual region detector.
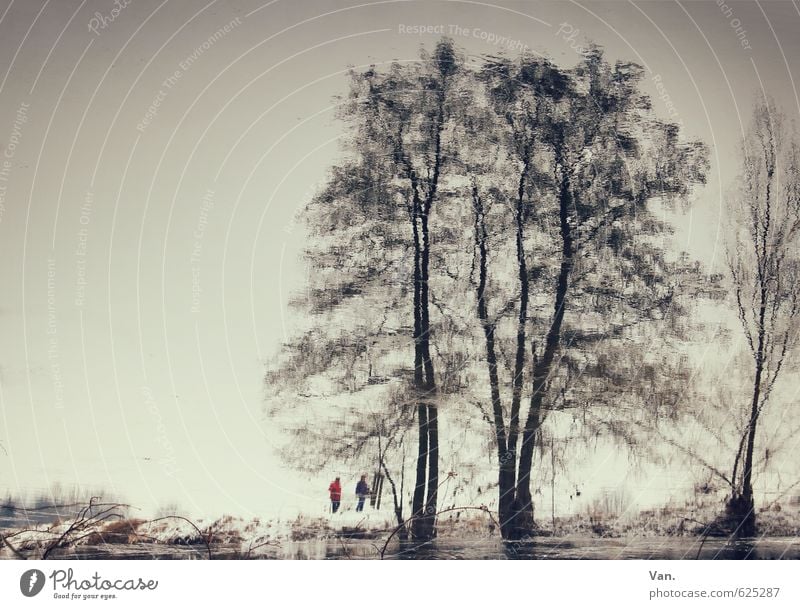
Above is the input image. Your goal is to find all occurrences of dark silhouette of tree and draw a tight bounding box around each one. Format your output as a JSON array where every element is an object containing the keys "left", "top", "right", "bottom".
[
  {"left": 266, "top": 41, "right": 707, "bottom": 543},
  {"left": 481, "top": 49, "right": 707, "bottom": 537}
]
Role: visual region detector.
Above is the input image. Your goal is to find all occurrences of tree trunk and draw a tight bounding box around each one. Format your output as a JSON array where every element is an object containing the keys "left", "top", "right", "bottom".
[
  {"left": 506, "top": 163, "right": 531, "bottom": 535},
  {"left": 737, "top": 380, "right": 761, "bottom": 537},
  {"left": 730, "top": 288, "right": 768, "bottom": 538},
  {"left": 508, "top": 163, "right": 530, "bottom": 453},
  {"left": 514, "top": 155, "right": 573, "bottom": 538},
  {"left": 410, "top": 196, "right": 428, "bottom": 539},
  {"left": 402, "top": 81, "right": 445, "bottom": 541},
  {"left": 381, "top": 459, "right": 407, "bottom": 540},
  {"left": 418, "top": 204, "right": 438, "bottom": 539},
  {"left": 424, "top": 405, "right": 438, "bottom": 537},
  {"left": 411, "top": 404, "right": 429, "bottom": 539},
  {"left": 409, "top": 202, "right": 438, "bottom": 540},
  {"left": 471, "top": 183, "right": 516, "bottom": 538}
]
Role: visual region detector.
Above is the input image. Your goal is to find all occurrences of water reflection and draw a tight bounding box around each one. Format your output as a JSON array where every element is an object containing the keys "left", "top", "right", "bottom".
[
  {"left": 382, "top": 537, "right": 794, "bottom": 560},
  {"left": 5, "top": 536, "right": 797, "bottom": 560}
]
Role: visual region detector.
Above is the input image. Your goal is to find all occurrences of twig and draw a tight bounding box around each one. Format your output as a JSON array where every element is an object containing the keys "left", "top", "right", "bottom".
[
  {"left": 43, "top": 497, "right": 123, "bottom": 559},
  {"left": 337, "top": 535, "right": 352, "bottom": 559},
  {"left": 244, "top": 538, "right": 280, "bottom": 559},
  {"left": 0, "top": 531, "right": 26, "bottom": 559}
]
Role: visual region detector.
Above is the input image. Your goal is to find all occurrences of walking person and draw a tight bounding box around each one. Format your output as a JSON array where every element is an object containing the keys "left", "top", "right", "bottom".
[
  {"left": 355, "top": 475, "right": 370, "bottom": 512},
  {"left": 329, "top": 477, "right": 342, "bottom": 513}
]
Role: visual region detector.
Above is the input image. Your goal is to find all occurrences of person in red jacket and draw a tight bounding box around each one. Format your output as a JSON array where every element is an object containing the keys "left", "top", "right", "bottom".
[{"left": 328, "top": 477, "right": 342, "bottom": 513}]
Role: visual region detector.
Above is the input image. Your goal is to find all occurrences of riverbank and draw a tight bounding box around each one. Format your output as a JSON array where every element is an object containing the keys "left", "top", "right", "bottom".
[{"left": 3, "top": 499, "right": 799, "bottom": 559}]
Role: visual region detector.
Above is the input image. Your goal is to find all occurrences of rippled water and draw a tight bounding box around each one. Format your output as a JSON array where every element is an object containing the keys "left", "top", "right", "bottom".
[{"left": 18, "top": 536, "right": 799, "bottom": 560}]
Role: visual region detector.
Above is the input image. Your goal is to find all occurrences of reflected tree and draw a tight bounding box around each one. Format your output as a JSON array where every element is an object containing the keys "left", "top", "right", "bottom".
[{"left": 726, "top": 97, "right": 800, "bottom": 536}]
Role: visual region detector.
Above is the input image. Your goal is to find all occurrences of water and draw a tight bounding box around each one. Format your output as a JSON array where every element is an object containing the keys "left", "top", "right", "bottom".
[{"left": 10, "top": 536, "right": 798, "bottom": 560}]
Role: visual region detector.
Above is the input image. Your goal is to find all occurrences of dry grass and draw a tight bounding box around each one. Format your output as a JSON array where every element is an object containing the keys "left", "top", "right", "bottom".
[{"left": 83, "top": 518, "right": 147, "bottom": 545}]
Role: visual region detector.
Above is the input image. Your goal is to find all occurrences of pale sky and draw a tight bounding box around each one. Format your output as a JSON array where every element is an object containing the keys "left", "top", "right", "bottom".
[{"left": 1, "top": 0, "right": 799, "bottom": 518}]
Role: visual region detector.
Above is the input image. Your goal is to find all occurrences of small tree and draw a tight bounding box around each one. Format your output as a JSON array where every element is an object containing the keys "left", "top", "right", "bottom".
[{"left": 726, "top": 97, "right": 800, "bottom": 536}]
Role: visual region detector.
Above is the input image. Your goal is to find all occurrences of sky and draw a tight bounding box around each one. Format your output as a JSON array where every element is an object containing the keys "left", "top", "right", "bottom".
[{"left": 1, "top": 0, "right": 799, "bottom": 519}]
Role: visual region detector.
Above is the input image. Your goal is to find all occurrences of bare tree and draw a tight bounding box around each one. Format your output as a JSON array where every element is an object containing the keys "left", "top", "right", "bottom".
[{"left": 726, "top": 96, "right": 800, "bottom": 536}]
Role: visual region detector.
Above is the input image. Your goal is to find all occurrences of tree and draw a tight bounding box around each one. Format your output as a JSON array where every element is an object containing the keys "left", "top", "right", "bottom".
[
  {"left": 266, "top": 41, "right": 708, "bottom": 543},
  {"left": 508, "top": 49, "right": 707, "bottom": 537},
  {"left": 459, "top": 55, "right": 569, "bottom": 537},
  {"left": 726, "top": 96, "right": 800, "bottom": 536},
  {"left": 344, "top": 39, "right": 465, "bottom": 539},
  {"left": 451, "top": 49, "right": 706, "bottom": 539},
  {"left": 267, "top": 40, "right": 465, "bottom": 540}
]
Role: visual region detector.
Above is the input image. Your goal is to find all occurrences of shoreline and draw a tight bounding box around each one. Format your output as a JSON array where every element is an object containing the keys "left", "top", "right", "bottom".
[{"left": 3, "top": 500, "right": 799, "bottom": 560}]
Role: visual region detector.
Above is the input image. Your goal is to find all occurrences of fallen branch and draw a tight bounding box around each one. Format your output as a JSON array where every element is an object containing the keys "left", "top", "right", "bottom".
[{"left": 145, "top": 516, "right": 212, "bottom": 559}]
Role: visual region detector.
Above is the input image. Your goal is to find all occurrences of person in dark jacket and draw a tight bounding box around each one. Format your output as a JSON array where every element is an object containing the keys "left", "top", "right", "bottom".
[
  {"left": 355, "top": 475, "right": 369, "bottom": 512},
  {"left": 329, "top": 477, "right": 342, "bottom": 513}
]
